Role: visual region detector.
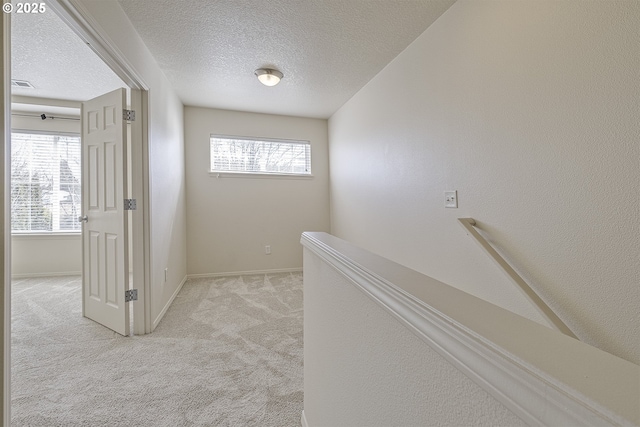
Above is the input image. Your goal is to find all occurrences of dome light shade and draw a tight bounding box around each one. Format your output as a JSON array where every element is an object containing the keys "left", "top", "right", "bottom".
[{"left": 255, "top": 68, "right": 283, "bottom": 86}]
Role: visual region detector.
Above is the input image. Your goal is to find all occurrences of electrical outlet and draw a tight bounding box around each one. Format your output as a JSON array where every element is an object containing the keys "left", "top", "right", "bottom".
[
  {"left": 265, "top": 245, "right": 271, "bottom": 255},
  {"left": 445, "top": 191, "right": 458, "bottom": 208}
]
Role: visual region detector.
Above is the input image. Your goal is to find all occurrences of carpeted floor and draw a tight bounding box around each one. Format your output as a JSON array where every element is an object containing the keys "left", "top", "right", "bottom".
[{"left": 11, "top": 272, "right": 303, "bottom": 426}]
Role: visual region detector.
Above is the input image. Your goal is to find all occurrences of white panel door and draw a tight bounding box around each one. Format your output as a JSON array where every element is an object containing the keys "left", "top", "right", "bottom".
[{"left": 81, "top": 88, "right": 129, "bottom": 336}]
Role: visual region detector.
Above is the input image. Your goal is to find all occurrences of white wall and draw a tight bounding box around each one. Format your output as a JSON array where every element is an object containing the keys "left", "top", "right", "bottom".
[
  {"left": 303, "top": 232, "right": 640, "bottom": 426},
  {"left": 329, "top": 0, "right": 639, "bottom": 365},
  {"left": 303, "top": 243, "right": 525, "bottom": 427},
  {"left": 75, "top": 0, "right": 187, "bottom": 328},
  {"left": 10, "top": 111, "right": 82, "bottom": 277},
  {"left": 12, "top": 234, "right": 80, "bottom": 277},
  {"left": 185, "top": 107, "right": 329, "bottom": 275}
]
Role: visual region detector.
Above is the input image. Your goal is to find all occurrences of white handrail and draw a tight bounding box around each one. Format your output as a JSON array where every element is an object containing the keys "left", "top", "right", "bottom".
[
  {"left": 301, "top": 232, "right": 639, "bottom": 426},
  {"left": 458, "top": 218, "right": 577, "bottom": 339}
]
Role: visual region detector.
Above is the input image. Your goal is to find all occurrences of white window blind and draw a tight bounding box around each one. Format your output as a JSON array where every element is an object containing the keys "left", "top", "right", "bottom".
[
  {"left": 210, "top": 136, "right": 311, "bottom": 175},
  {"left": 11, "top": 132, "right": 82, "bottom": 233}
]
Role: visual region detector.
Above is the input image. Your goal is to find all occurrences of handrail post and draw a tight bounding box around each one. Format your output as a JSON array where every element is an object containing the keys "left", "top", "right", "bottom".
[{"left": 458, "top": 218, "right": 577, "bottom": 339}]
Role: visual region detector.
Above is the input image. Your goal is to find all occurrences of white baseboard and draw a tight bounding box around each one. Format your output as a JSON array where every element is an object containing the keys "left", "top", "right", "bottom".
[
  {"left": 152, "top": 274, "right": 188, "bottom": 330},
  {"left": 301, "top": 410, "right": 308, "bottom": 427},
  {"left": 11, "top": 271, "right": 81, "bottom": 279},
  {"left": 187, "top": 267, "right": 302, "bottom": 279}
]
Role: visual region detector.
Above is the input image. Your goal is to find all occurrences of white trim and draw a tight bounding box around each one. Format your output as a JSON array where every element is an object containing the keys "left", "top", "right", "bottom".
[
  {"left": 301, "top": 232, "right": 639, "bottom": 427},
  {"left": 1, "top": 11, "right": 11, "bottom": 425},
  {"left": 187, "top": 268, "right": 302, "bottom": 279},
  {"left": 46, "top": 0, "right": 148, "bottom": 91},
  {"left": 11, "top": 232, "right": 80, "bottom": 240},
  {"left": 300, "top": 410, "right": 309, "bottom": 427},
  {"left": 130, "top": 89, "right": 151, "bottom": 335},
  {"left": 209, "top": 171, "right": 313, "bottom": 180},
  {"left": 152, "top": 275, "right": 188, "bottom": 330},
  {"left": 211, "top": 134, "right": 310, "bottom": 145},
  {"left": 11, "top": 271, "right": 81, "bottom": 279}
]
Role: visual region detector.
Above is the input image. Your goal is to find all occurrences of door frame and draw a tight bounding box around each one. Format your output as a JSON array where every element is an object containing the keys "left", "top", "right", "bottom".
[
  {"left": 48, "top": 0, "right": 152, "bottom": 336},
  {"left": 1, "top": 11, "right": 11, "bottom": 427},
  {"left": 2, "top": 0, "right": 154, "bottom": 419}
]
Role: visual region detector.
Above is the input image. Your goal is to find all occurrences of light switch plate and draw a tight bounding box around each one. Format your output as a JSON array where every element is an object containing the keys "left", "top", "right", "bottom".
[{"left": 445, "top": 191, "right": 458, "bottom": 208}]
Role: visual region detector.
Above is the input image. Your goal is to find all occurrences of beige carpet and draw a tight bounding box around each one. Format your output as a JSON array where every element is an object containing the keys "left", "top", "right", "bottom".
[{"left": 11, "top": 273, "right": 303, "bottom": 426}]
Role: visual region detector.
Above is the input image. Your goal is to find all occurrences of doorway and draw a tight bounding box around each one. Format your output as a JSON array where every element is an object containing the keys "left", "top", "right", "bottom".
[
  {"left": 9, "top": 7, "right": 147, "bottom": 335},
  {"left": 2, "top": 0, "right": 153, "bottom": 422}
]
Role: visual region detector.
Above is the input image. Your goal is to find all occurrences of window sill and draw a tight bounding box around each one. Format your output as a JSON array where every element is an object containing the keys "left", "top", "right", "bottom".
[
  {"left": 12, "top": 232, "right": 81, "bottom": 240},
  {"left": 209, "top": 171, "right": 314, "bottom": 180}
]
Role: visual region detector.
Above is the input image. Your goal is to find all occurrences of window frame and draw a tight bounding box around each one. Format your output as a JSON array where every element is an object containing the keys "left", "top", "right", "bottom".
[
  {"left": 10, "top": 129, "right": 83, "bottom": 235},
  {"left": 209, "top": 134, "right": 313, "bottom": 179}
]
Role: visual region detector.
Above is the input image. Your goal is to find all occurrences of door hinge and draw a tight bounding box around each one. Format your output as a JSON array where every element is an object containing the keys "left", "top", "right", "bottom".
[
  {"left": 123, "top": 109, "right": 136, "bottom": 121},
  {"left": 124, "top": 199, "right": 137, "bottom": 210},
  {"left": 125, "top": 289, "right": 138, "bottom": 302}
]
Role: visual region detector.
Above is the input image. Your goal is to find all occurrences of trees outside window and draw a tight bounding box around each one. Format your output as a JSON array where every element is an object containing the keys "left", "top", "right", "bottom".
[
  {"left": 210, "top": 136, "right": 311, "bottom": 175},
  {"left": 11, "top": 132, "right": 81, "bottom": 233}
]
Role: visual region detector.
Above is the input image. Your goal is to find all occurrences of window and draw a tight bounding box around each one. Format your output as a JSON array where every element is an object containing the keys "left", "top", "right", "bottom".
[
  {"left": 210, "top": 135, "right": 311, "bottom": 176},
  {"left": 11, "top": 132, "right": 82, "bottom": 233}
]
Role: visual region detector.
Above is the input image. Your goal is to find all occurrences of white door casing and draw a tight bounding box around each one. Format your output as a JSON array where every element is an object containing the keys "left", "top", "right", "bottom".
[{"left": 81, "top": 88, "right": 129, "bottom": 336}]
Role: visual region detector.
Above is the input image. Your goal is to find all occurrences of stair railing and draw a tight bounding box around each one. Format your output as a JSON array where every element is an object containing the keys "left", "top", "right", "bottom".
[{"left": 458, "top": 218, "right": 577, "bottom": 339}]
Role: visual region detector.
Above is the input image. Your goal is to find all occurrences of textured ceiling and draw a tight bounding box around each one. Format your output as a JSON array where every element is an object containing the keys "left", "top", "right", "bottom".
[
  {"left": 10, "top": 0, "right": 455, "bottom": 119},
  {"left": 118, "top": 0, "right": 456, "bottom": 118},
  {"left": 11, "top": 8, "right": 126, "bottom": 107}
]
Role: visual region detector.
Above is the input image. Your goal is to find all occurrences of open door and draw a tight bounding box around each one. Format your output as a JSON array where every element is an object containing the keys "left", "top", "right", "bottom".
[{"left": 80, "top": 88, "right": 129, "bottom": 336}]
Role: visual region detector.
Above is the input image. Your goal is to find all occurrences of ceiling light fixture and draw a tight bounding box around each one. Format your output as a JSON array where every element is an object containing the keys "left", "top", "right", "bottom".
[{"left": 255, "top": 68, "right": 283, "bottom": 87}]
